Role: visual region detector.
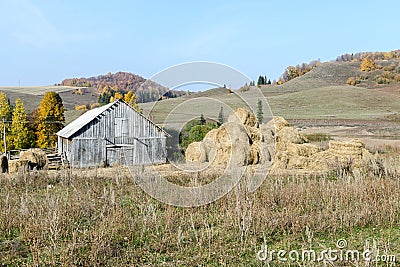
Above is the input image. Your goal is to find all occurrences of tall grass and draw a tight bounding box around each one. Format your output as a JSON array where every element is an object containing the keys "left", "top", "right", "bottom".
[{"left": 0, "top": 156, "right": 399, "bottom": 266}]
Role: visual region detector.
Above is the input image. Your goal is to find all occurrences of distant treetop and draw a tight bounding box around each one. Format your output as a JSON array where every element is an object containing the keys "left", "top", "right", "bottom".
[{"left": 335, "top": 50, "right": 400, "bottom": 62}]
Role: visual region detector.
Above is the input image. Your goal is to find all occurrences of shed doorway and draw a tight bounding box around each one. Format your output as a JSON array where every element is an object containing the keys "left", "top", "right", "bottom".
[{"left": 106, "top": 145, "right": 135, "bottom": 166}]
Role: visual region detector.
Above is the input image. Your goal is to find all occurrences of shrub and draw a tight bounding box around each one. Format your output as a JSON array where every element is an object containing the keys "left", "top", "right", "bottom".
[
  {"left": 179, "top": 119, "right": 218, "bottom": 151},
  {"left": 75, "top": 105, "right": 87, "bottom": 111},
  {"left": 383, "top": 65, "right": 396, "bottom": 71},
  {"left": 304, "top": 133, "right": 332, "bottom": 142},
  {"left": 360, "top": 56, "right": 376, "bottom": 71},
  {"left": 89, "top": 102, "right": 100, "bottom": 109},
  {"left": 346, "top": 77, "right": 357, "bottom": 86}
]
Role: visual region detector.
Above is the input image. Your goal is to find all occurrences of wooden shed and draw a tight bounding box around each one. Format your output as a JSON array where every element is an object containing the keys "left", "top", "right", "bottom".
[{"left": 57, "top": 99, "right": 168, "bottom": 168}]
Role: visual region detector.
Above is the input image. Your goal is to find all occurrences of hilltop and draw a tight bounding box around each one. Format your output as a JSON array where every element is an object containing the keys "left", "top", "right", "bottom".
[{"left": 60, "top": 71, "right": 186, "bottom": 103}]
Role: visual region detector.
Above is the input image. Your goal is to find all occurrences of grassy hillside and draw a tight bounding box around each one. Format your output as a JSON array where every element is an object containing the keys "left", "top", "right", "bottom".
[
  {"left": 0, "top": 86, "right": 97, "bottom": 122},
  {"left": 0, "top": 86, "right": 82, "bottom": 96},
  {"left": 140, "top": 61, "right": 400, "bottom": 124},
  {"left": 263, "top": 61, "right": 363, "bottom": 95},
  {"left": 268, "top": 86, "right": 400, "bottom": 119}
]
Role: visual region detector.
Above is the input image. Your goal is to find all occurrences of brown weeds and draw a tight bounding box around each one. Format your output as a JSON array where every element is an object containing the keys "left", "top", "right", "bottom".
[{"left": 0, "top": 156, "right": 399, "bottom": 266}]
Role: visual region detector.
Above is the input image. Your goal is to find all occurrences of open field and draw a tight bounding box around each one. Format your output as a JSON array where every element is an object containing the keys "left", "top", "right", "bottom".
[
  {"left": 0, "top": 86, "right": 98, "bottom": 122},
  {"left": 0, "top": 160, "right": 400, "bottom": 266},
  {"left": 0, "top": 86, "right": 85, "bottom": 96}
]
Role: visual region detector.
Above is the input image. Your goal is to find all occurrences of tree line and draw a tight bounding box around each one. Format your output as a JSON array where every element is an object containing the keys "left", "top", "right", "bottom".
[
  {"left": 0, "top": 91, "right": 64, "bottom": 152},
  {"left": 336, "top": 50, "right": 400, "bottom": 62},
  {"left": 279, "top": 59, "right": 320, "bottom": 83}
]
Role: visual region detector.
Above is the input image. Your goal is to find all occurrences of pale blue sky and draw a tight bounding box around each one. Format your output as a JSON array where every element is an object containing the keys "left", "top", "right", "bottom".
[{"left": 1, "top": 0, "right": 399, "bottom": 86}]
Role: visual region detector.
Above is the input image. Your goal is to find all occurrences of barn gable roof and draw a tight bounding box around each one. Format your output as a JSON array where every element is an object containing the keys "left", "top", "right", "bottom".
[{"left": 57, "top": 99, "right": 169, "bottom": 139}]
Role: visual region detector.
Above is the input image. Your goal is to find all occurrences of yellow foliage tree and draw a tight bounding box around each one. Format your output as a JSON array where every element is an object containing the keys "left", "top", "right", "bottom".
[
  {"left": 110, "top": 92, "right": 123, "bottom": 103},
  {"left": 10, "top": 98, "right": 29, "bottom": 149},
  {"left": 75, "top": 104, "right": 87, "bottom": 111},
  {"left": 123, "top": 91, "right": 141, "bottom": 112},
  {"left": 0, "top": 92, "right": 11, "bottom": 152},
  {"left": 361, "top": 56, "right": 376, "bottom": 71},
  {"left": 36, "top": 92, "right": 65, "bottom": 148}
]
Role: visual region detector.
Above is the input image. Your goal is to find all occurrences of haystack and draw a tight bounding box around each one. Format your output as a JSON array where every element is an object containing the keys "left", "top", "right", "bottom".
[
  {"left": 213, "top": 122, "right": 250, "bottom": 166},
  {"left": 308, "top": 139, "right": 372, "bottom": 171},
  {"left": 185, "top": 142, "right": 205, "bottom": 162},
  {"left": 8, "top": 159, "right": 29, "bottom": 174},
  {"left": 276, "top": 126, "right": 307, "bottom": 144},
  {"left": 185, "top": 109, "right": 274, "bottom": 166},
  {"left": 185, "top": 111, "right": 373, "bottom": 175},
  {"left": 270, "top": 118, "right": 373, "bottom": 173},
  {"left": 267, "top": 116, "right": 289, "bottom": 133},
  {"left": 19, "top": 148, "right": 48, "bottom": 170},
  {"left": 227, "top": 108, "right": 258, "bottom": 128}
]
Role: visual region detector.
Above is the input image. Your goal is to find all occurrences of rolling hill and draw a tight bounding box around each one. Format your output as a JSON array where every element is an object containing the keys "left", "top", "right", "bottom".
[
  {"left": 1, "top": 56, "right": 400, "bottom": 126},
  {"left": 140, "top": 60, "right": 400, "bottom": 124}
]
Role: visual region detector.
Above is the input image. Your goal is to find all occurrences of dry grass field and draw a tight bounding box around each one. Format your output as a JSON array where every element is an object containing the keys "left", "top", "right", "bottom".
[{"left": 0, "top": 154, "right": 400, "bottom": 266}]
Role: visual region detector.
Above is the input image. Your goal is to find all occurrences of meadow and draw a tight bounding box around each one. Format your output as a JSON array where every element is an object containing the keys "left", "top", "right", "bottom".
[{"left": 0, "top": 154, "right": 399, "bottom": 266}]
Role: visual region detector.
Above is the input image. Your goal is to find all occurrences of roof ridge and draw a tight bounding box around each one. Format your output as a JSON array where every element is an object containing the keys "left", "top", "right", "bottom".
[{"left": 57, "top": 99, "right": 169, "bottom": 139}]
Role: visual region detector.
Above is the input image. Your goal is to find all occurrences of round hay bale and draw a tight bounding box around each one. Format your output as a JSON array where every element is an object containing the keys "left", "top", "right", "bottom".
[
  {"left": 213, "top": 122, "right": 250, "bottom": 166},
  {"left": 266, "top": 116, "right": 289, "bottom": 134},
  {"left": 227, "top": 108, "right": 258, "bottom": 128},
  {"left": 248, "top": 143, "right": 260, "bottom": 165},
  {"left": 231, "top": 141, "right": 250, "bottom": 166},
  {"left": 260, "top": 124, "right": 275, "bottom": 144},
  {"left": 201, "top": 138, "right": 216, "bottom": 163},
  {"left": 248, "top": 141, "right": 272, "bottom": 165},
  {"left": 0, "top": 155, "right": 8, "bottom": 173},
  {"left": 8, "top": 159, "right": 29, "bottom": 174},
  {"left": 185, "top": 142, "right": 205, "bottom": 163},
  {"left": 245, "top": 126, "right": 261, "bottom": 143},
  {"left": 205, "top": 128, "right": 218, "bottom": 142},
  {"left": 276, "top": 127, "right": 306, "bottom": 144},
  {"left": 19, "top": 148, "right": 48, "bottom": 170}
]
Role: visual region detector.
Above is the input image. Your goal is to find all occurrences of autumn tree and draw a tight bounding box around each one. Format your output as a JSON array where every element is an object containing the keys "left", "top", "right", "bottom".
[
  {"left": 27, "top": 109, "right": 39, "bottom": 147},
  {"left": 124, "top": 91, "right": 141, "bottom": 112},
  {"left": 361, "top": 56, "right": 376, "bottom": 71},
  {"left": 36, "top": 92, "right": 65, "bottom": 148},
  {"left": 110, "top": 92, "right": 123, "bottom": 102},
  {"left": 0, "top": 92, "right": 11, "bottom": 152},
  {"left": 10, "top": 98, "right": 29, "bottom": 149}
]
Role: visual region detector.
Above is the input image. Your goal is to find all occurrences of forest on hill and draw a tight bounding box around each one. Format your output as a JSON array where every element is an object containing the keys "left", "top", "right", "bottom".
[{"left": 60, "top": 71, "right": 186, "bottom": 103}]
